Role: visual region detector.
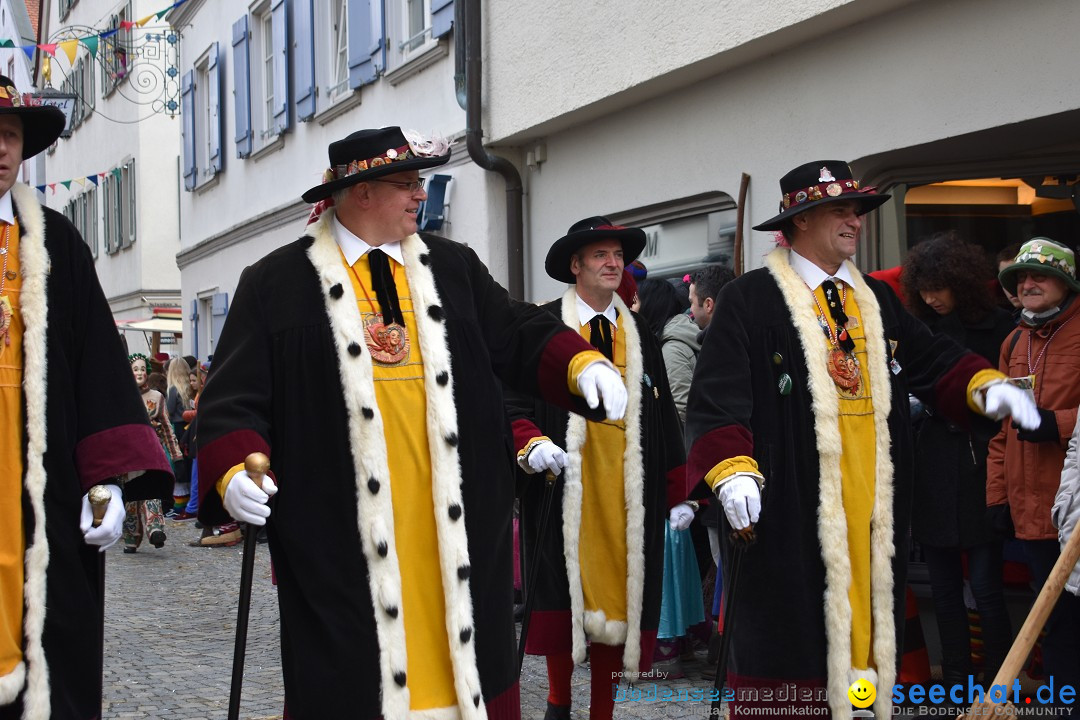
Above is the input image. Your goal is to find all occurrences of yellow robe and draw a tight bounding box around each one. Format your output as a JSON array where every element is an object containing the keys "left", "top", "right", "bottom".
[
  {"left": 0, "top": 221, "right": 24, "bottom": 677},
  {"left": 577, "top": 315, "right": 629, "bottom": 628},
  {"left": 343, "top": 251, "right": 456, "bottom": 711}
]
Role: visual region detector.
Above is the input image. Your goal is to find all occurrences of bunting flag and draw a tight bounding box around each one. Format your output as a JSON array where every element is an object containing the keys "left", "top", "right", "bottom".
[
  {"left": 35, "top": 185, "right": 44, "bottom": 194},
  {"left": 79, "top": 36, "right": 98, "bottom": 58},
  {"left": 58, "top": 39, "right": 79, "bottom": 64},
  {"left": 29, "top": 168, "right": 115, "bottom": 195},
  {"left": 1, "top": 0, "right": 190, "bottom": 66},
  {"left": 87, "top": 175, "right": 98, "bottom": 187},
  {"left": 60, "top": 180, "right": 72, "bottom": 190},
  {"left": 48, "top": 184, "right": 56, "bottom": 194}
]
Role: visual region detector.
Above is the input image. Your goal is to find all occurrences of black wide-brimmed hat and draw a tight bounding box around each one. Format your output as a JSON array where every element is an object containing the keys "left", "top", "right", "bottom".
[
  {"left": 0, "top": 75, "right": 66, "bottom": 160},
  {"left": 302, "top": 126, "right": 452, "bottom": 203},
  {"left": 752, "top": 160, "right": 890, "bottom": 232},
  {"left": 545, "top": 216, "right": 647, "bottom": 284}
]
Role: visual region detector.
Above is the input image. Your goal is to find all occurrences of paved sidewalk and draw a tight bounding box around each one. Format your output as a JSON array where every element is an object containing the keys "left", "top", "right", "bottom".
[{"left": 102, "top": 518, "right": 721, "bottom": 719}]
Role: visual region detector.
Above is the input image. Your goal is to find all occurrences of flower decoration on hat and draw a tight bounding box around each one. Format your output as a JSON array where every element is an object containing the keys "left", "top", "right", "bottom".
[{"left": 402, "top": 129, "right": 452, "bottom": 158}]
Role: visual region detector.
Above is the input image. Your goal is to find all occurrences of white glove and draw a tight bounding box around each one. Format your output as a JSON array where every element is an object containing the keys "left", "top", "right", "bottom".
[
  {"left": 80, "top": 483, "right": 125, "bottom": 551},
  {"left": 527, "top": 440, "right": 568, "bottom": 476},
  {"left": 223, "top": 470, "right": 279, "bottom": 526},
  {"left": 715, "top": 475, "right": 762, "bottom": 531},
  {"left": 984, "top": 383, "right": 1040, "bottom": 430},
  {"left": 577, "top": 360, "right": 627, "bottom": 421},
  {"left": 669, "top": 503, "right": 695, "bottom": 531}
]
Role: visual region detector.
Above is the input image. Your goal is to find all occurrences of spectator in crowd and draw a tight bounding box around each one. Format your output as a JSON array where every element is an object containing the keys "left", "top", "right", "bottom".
[
  {"left": 989, "top": 237, "right": 1080, "bottom": 697},
  {"left": 901, "top": 232, "right": 1015, "bottom": 686},
  {"left": 166, "top": 356, "right": 194, "bottom": 513},
  {"left": 636, "top": 277, "right": 707, "bottom": 679}
]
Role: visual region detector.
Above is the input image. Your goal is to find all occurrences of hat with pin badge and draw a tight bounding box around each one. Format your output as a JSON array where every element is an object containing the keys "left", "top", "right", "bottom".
[{"left": 752, "top": 160, "right": 890, "bottom": 232}]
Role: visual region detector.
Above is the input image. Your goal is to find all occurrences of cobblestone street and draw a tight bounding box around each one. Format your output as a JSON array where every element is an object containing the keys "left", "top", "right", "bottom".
[{"left": 102, "top": 518, "right": 720, "bottom": 719}]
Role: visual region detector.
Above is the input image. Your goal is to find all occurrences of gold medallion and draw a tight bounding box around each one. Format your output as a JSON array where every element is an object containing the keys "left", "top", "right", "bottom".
[
  {"left": 827, "top": 348, "right": 860, "bottom": 396},
  {"left": 364, "top": 313, "right": 410, "bottom": 366}
]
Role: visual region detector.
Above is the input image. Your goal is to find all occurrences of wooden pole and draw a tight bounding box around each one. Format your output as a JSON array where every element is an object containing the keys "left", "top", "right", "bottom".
[
  {"left": 733, "top": 173, "right": 750, "bottom": 277},
  {"left": 962, "top": 520, "right": 1080, "bottom": 719}
]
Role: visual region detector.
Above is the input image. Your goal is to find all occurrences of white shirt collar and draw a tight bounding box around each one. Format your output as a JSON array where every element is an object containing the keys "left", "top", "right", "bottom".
[
  {"left": 575, "top": 292, "right": 618, "bottom": 327},
  {"left": 331, "top": 213, "right": 404, "bottom": 266},
  {"left": 0, "top": 191, "right": 13, "bottom": 225},
  {"left": 788, "top": 248, "right": 856, "bottom": 290}
]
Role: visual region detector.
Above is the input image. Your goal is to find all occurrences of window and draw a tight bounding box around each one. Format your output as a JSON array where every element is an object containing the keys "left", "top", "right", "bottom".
[
  {"left": 320, "top": 0, "right": 351, "bottom": 108},
  {"left": 403, "top": 0, "right": 429, "bottom": 54},
  {"left": 182, "top": 44, "right": 222, "bottom": 190},
  {"left": 101, "top": 159, "right": 136, "bottom": 254},
  {"left": 59, "top": 0, "right": 78, "bottom": 20},
  {"left": 63, "top": 187, "right": 99, "bottom": 257},
  {"left": 233, "top": 1, "right": 289, "bottom": 157},
  {"left": 60, "top": 57, "right": 95, "bottom": 131},
  {"left": 102, "top": 2, "right": 133, "bottom": 96},
  {"left": 259, "top": 8, "right": 274, "bottom": 138},
  {"left": 383, "top": 0, "right": 453, "bottom": 79}
]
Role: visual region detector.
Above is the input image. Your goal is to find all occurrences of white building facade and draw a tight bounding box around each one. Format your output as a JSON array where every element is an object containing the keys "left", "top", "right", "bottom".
[
  {"left": 170, "top": 0, "right": 508, "bottom": 364},
  {"left": 36, "top": 0, "right": 183, "bottom": 357},
  {"left": 479, "top": 0, "right": 1080, "bottom": 300}
]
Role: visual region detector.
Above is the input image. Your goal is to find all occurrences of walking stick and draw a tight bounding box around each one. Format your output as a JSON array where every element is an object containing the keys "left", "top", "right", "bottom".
[
  {"left": 711, "top": 526, "right": 755, "bottom": 716},
  {"left": 961, "top": 518, "right": 1080, "bottom": 720},
  {"left": 89, "top": 486, "right": 112, "bottom": 708},
  {"left": 228, "top": 452, "right": 270, "bottom": 720},
  {"left": 518, "top": 470, "right": 558, "bottom": 675}
]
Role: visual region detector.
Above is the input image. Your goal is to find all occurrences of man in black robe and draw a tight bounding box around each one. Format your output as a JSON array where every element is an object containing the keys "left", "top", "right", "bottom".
[
  {"left": 0, "top": 77, "right": 172, "bottom": 720},
  {"left": 196, "top": 127, "right": 627, "bottom": 720},
  {"left": 507, "top": 217, "right": 687, "bottom": 720},
  {"left": 685, "top": 160, "right": 1038, "bottom": 718}
]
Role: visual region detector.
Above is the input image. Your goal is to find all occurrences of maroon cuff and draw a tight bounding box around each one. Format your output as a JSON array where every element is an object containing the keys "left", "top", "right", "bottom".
[
  {"left": 75, "top": 424, "right": 172, "bottom": 492},
  {"left": 486, "top": 682, "right": 521, "bottom": 720},
  {"left": 687, "top": 425, "right": 754, "bottom": 487},
  {"left": 512, "top": 418, "right": 544, "bottom": 454},
  {"left": 665, "top": 464, "right": 689, "bottom": 510},
  {"left": 524, "top": 610, "right": 572, "bottom": 655},
  {"left": 933, "top": 353, "right": 991, "bottom": 430},
  {"left": 198, "top": 429, "right": 272, "bottom": 525},
  {"left": 537, "top": 329, "right": 595, "bottom": 410}
]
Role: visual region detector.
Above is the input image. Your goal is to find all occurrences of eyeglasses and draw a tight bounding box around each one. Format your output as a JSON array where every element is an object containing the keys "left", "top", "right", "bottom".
[{"left": 371, "top": 178, "right": 426, "bottom": 192}]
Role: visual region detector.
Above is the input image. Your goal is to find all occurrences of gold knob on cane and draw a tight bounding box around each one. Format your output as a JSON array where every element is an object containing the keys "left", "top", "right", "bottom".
[
  {"left": 244, "top": 452, "right": 270, "bottom": 490},
  {"left": 88, "top": 485, "right": 112, "bottom": 528}
]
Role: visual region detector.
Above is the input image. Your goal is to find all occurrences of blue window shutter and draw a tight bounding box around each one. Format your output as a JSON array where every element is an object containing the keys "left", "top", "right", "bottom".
[
  {"left": 211, "top": 292, "right": 229, "bottom": 352},
  {"left": 347, "top": 0, "right": 374, "bottom": 88},
  {"left": 294, "top": 0, "right": 315, "bottom": 121},
  {"left": 181, "top": 69, "right": 195, "bottom": 190},
  {"left": 232, "top": 15, "right": 253, "bottom": 158},
  {"left": 419, "top": 174, "right": 451, "bottom": 231},
  {"left": 431, "top": 0, "right": 453, "bottom": 39},
  {"left": 190, "top": 299, "right": 200, "bottom": 361},
  {"left": 271, "top": 0, "right": 290, "bottom": 134},
  {"left": 208, "top": 41, "right": 223, "bottom": 173}
]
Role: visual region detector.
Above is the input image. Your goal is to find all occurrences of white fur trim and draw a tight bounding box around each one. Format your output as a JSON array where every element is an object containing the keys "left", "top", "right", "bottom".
[
  {"left": 582, "top": 611, "right": 628, "bottom": 647},
  {"left": 409, "top": 706, "right": 463, "bottom": 720},
  {"left": 764, "top": 250, "right": 895, "bottom": 720},
  {"left": 12, "top": 182, "right": 52, "bottom": 720},
  {"left": 306, "top": 214, "right": 485, "bottom": 720},
  {"left": 0, "top": 661, "right": 25, "bottom": 705},
  {"left": 557, "top": 288, "right": 647, "bottom": 680}
]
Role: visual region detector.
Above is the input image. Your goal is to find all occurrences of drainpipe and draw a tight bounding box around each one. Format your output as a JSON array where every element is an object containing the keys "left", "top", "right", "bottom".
[{"left": 462, "top": 0, "right": 525, "bottom": 299}]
